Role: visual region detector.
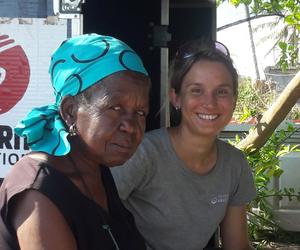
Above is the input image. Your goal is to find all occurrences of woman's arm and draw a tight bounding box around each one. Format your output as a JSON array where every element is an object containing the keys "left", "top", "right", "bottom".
[
  {"left": 220, "top": 205, "right": 255, "bottom": 250},
  {"left": 10, "top": 190, "right": 77, "bottom": 250}
]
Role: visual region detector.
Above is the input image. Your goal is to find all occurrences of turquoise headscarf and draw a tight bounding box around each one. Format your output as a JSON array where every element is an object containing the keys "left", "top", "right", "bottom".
[{"left": 15, "top": 33, "right": 148, "bottom": 156}]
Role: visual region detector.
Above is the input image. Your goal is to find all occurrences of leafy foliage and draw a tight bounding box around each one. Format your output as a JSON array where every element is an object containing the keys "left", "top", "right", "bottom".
[
  {"left": 220, "top": 0, "right": 300, "bottom": 70},
  {"left": 234, "top": 77, "right": 275, "bottom": 122},
  {"left": 277, "top": 41, "right": 299, "bottom": 71},
  {"left": 231, "top": 124, "right": 300, "bottom": 248},
  {"left": 233, "top": 77, "right": 300, "bottom": 123}
]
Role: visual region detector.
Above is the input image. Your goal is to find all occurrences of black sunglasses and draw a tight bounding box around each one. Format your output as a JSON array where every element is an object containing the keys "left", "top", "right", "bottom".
[{"left": 175, "top": 40, "right": 230, "bottom": 59}]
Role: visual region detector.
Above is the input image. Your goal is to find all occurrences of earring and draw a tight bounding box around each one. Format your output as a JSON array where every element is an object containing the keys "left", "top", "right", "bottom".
[
  {"left": 171, "top": 105, "right": 182, "bottom": 126},
  {"left": 69, "top": 123, "right": 77, "bottom": 136}
]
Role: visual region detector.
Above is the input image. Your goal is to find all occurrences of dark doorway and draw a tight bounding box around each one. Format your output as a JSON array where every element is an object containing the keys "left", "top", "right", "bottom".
[{"left": 82, "top": 0, "right": 216, "bottom": 130}]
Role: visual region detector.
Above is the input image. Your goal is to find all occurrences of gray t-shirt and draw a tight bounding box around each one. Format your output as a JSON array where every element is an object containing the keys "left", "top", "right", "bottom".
[{"left": 111, "top": 128, "right": 256, "bottom": 250}]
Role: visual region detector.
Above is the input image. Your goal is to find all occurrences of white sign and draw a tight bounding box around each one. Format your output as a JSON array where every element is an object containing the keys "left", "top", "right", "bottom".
[{"left": 0, "top": 18, "right": 69, "bottom": 177}]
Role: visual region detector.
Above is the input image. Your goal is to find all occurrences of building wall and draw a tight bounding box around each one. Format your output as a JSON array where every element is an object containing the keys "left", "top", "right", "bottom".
[{"left": 0, "top": 0, "right": 53, "bottom": 18}]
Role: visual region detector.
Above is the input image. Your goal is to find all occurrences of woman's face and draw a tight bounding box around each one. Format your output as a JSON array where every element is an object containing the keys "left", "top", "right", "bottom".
[
  {"left": 75, "top": 71, "right": 150, "bottom": 167},
  {"left": 171, "top": 59, "right": 236, "bottom": 137}
]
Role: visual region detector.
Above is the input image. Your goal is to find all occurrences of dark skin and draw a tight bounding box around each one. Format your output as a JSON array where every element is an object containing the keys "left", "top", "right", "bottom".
[{"left": 10, "top": 71, "right": 150, "bottom": 250}]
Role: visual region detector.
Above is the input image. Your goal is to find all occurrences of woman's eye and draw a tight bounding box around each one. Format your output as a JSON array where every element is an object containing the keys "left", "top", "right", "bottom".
[
  {"left": 112, "top": 106, "right": 121, "bottom": 111},
  {"left": 191, "top": 88, "right": 203, "bottom": 95},
  {"left": 217, "top": 89, "right": 231, "bottom": 96}
]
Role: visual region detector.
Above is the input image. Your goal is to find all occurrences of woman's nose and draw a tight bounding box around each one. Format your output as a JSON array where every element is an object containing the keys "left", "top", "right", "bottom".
[
  {"left": 202, "top": 93, "right": 217, "bottom": 108},
  {"left": 119, "top": 114, "right": 136, "bottom": 133}
]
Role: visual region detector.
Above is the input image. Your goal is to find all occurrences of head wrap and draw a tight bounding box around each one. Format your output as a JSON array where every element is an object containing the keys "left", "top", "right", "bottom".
[{"left": 15, "top": 33, "right": 148, "bottom": 156}]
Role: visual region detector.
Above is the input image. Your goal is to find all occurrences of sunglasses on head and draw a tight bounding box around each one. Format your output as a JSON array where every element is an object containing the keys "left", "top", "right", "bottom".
[{"left": 175, "top": 40, "right": 230, "bottom": 59}]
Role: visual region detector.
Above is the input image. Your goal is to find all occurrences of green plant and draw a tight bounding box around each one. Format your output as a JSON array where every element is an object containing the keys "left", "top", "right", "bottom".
[
  {"left": 277, "top": 41, "right": 300, "bottom": 71},
  {"left": 221, "top": 0, "right": 300, "bottom": 71},
  {"left": 234, "top": 77, "right": 300, "bottom": 123},
  {"left": 234, "top": 77, "right": 276, "bottom": 122},
  {"left": 231, "top": 124, "right": 300, "bottom": 249},
  {"left": 253, "top": 16, "right": 300, "bottom": 71}
]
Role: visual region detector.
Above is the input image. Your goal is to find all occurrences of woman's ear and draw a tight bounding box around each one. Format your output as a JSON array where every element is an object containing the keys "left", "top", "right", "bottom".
[
  {"left": 169, "top": 88, "right": 180, "bottom": 109},
  {"left": 59, "top": 95, "right": 77, "bottom": 127}
]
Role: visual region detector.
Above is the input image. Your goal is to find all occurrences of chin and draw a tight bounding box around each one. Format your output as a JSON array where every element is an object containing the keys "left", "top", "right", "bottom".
[
  {"left": 101, "top": 146, "right": 138, "bottom": 166},
  {"left": 103, "top": 156, "right": 133, "bottom": 167}
]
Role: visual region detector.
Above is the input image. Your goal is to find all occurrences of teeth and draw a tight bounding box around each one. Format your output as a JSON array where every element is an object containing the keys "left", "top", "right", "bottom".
[{"left": 198, "top": 114, "right": 218, "bottom": 120}]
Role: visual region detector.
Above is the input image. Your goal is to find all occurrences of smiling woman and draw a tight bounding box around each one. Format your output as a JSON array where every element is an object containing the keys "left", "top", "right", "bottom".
[
  {"left": 111, "top": 38, "right": 256, "bottom": 250},
  {"left": 171, "top": 59, "right": 236, "bottom": 138}
]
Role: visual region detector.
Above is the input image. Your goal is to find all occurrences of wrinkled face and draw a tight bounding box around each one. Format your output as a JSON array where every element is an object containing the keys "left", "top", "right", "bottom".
[
  {"left": 75, "top": 71, "right": 150, "bottom": 167},
  {"left": 171, "top": 59, "right": 236, "bottom": 137}
]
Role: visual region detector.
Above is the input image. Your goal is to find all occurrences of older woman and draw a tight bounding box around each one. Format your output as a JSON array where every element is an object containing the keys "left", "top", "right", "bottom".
[{"left": 0, "top": 34, "right": 150, "bottom": 250}]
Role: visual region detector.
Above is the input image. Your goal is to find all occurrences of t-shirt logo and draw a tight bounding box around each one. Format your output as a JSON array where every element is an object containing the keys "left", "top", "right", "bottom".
[
  {"left": 210, "top": 194, "right": 229, "bottom": 204},
  {"left": 0, "top": 34, "right": 30, "bottom": 114}
]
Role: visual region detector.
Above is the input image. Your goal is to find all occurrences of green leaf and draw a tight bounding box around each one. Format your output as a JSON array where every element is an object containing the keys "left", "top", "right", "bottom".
[
  {"left": 274, "top": 168, "right": 284, "bottom": 177},
  {"left": 285, "top": 15, "right": 295, "bottom": 25},
  {"left": 229, "top": 0, "right": 241, "bottom": 6},
  {"left": 256, "top": 176, "right": 267, "bottom": 183},
  {"left": 243, "top": 0, "right": 252, "bottom": 5},
  {"left": 279, "top": 41, "right": 288, "bottom": 50}
]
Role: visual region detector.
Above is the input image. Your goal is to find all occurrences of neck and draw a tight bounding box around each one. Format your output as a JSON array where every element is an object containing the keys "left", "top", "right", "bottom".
[
  {"left": 67, "top": 154, "right": 108, "bottom": 210},
  {"left": 168, "top": 126, "right": 218, "bottom": 174}
]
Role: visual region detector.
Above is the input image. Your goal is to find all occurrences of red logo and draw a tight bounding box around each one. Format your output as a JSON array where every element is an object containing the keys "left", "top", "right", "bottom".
[{"left": 0, "top": 35, "right": 30, "bottom": 114}]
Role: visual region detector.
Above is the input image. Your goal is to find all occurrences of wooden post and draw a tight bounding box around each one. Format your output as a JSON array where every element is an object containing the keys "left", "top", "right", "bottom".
[{"left": 238, "top": 70, "right": 300, "bottom": 151}]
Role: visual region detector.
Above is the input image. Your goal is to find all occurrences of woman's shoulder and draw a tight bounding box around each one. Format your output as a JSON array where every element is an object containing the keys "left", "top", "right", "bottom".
[
  {"left": 216, "top": 139, "right": 252, "bottom": 177},
  {"left": 145, "top": 127, "right": 167, "bottom": 139},
  {"left": 140, "top": 127, "right": 170, "bottom": 153},
  {"left": 119, "top": 128, "right": 169, "bottom": 169},
  {"left": 0, "top": 155, "right": 46, "bottom": 225},
  {"left": 217, "top": 139, "right": 245, "bottom": 157},
  {"left": 1, "top": 154, "right": 48, "bottom": 196},
  {"left": 4, "top": 154, "right": 41, "bottom": 179},
  {"left": 216, "top": 139, "right": 249, "bottom": 171}
]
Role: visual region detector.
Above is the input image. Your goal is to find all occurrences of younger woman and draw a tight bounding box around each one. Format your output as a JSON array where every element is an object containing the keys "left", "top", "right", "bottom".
[{"left": 112, "top": 39, "right": 256, "bottom": 250}]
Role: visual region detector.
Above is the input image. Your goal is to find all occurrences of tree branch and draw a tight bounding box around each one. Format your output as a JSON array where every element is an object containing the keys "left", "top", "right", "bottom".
[
  {"left": 238, "top": 70, "right": 300, "bottom": 151},
  {"left": 217, "top": 14, "right": 284, "bottom": 31}
]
